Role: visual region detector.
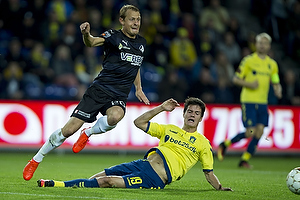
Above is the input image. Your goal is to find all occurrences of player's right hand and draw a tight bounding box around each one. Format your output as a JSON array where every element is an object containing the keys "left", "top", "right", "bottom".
[
  {"left": 250, "top": 80, "right": 259, "bottom": 89},
  {"left": 162, "top": 98, "right": 180, "bottom": 112},
  {"left": 135, "top": 90, "right": 150, "bottom": 105},
  {"left": 80, "top": 22, "right": 90, "bottom": 35}
]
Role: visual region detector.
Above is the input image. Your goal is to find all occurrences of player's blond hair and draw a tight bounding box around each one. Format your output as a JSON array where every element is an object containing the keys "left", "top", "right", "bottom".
[
  {"left": 119, "top": 5, "right": 140, "bottom": 19},
  {"left": 256, "top": 33, "right": 272, "bottom": 43}
]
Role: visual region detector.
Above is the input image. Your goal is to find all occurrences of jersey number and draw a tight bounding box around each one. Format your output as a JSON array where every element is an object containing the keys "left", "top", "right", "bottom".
[{"left": 127, "top": 177, "right": 142, "bottom": 186}]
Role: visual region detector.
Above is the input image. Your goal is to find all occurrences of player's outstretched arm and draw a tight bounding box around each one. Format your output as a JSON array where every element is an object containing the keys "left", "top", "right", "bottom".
[
  {"left": 232, "top": 76, "right": 258, "bottom": 89},
  {"left": 134, "top": 69, "right": 150, "bottom": 105},
  {"left": 204, "top": 171, "right": 233, "bottom": 191},
  {"left": 80, "top": 22, "right": 105, "bottom": 47},
  {"left": 134, "top": 98, "right": 180, "bottom": 132}
]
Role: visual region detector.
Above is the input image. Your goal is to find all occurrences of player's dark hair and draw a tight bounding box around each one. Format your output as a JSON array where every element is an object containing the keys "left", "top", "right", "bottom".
[
  {"left": 120, "top": 5, "right": 140, "bottom": 19},
  {"left": 183, "top": 97, "right": 206, "bottom": 117}
]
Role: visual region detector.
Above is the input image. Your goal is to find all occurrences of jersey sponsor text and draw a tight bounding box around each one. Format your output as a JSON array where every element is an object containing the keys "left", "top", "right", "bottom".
[
  {"left": 120, "top": 52, "right": 143, "bottom": 66},
  {"left": 165, "top": 135, "right": 196, "bottom": 153}
]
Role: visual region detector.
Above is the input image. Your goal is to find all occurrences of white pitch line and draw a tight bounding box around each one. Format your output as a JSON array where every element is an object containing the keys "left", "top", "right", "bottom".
[{"left": 0, "top": 192, "right": 122, "bottom": 199}]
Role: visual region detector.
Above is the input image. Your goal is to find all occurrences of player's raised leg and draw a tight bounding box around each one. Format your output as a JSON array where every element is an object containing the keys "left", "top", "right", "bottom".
[
  {"left": 23, "top": 118, "right": 84, "bottom": 181},
  {"left": 72, "top": 115, "right": 117, "bottom": 153},
  {"left": 72, "top": 127, "right": 91, "bottom": 153},
  {"left": 23, "top": 129, "right": 66, "bottom": 181},
  {"left": 73, "top": 106, "right": 124, "bottom": 153}
]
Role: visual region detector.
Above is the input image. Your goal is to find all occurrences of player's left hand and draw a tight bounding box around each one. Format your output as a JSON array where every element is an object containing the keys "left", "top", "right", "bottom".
[
  {"left": 135, "top": 90, "right": 150, "bottom": 105},
  {"left": 273, "top": 84, "right": 282, "bottom": 99}
]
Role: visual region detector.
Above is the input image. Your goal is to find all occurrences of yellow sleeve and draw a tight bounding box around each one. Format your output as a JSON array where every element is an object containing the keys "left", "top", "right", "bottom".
[
  {"left": 147, "top": 122, "right": 165, "bottom": 139},
  {"left": 199, "top": 140, "right": 214, "bottom": 171},
  {"left": 271, "top": 73, "right": 280, "bottom": 84},
  {"left": 236, "top": 57, "right": 249, "bottom": 79},
  {"left": 271, "top": 61, "right": 280, "bottom": 84}
]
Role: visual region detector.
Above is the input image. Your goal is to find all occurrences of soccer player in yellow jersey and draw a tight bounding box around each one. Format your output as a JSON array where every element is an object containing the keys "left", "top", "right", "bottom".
[
  {"left": 217, "top": 33, "right": 282, "bottom": 168},
  {"left": 37, "top": 98, "right": 232, "bottom": 191}
]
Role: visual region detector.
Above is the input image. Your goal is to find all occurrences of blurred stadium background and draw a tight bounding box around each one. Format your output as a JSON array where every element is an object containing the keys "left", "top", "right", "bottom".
[{"left": 0, "top": 0, "right": 299, "bottom": 154}]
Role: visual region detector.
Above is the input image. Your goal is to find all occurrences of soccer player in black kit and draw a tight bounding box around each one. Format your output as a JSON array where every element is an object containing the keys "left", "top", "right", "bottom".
[{"left": 23, "top": 5, "right": 150, "bottom": 181}]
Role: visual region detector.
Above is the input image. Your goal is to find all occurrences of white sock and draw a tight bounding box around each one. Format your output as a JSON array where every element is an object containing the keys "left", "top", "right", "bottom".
[
  {"left": 85, "top": 115, "right": 116, "bottom": 137},
  {"left": 33, "top": 129, "right": 66, "bottom": 163}
]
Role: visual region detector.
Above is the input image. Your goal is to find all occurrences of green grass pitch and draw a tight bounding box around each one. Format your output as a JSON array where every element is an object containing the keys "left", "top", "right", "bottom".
[{"left": 0, "top": 151, "right": 299, "bottom": 200}]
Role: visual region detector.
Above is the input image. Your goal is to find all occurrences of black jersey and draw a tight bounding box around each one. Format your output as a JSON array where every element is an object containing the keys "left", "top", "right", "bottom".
[{"left": 92, "top": 29, "right": 146, "bottom": 99}]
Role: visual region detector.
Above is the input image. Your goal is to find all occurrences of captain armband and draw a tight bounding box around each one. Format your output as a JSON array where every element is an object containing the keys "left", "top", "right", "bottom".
[{"left": 271, "top": 73, "right": 280, "bottom": 84}]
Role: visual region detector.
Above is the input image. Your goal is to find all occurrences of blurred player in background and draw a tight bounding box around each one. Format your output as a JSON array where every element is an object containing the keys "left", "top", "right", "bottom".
[
  {"left": 37, "top": 98, "right": 232, "bottom": 191},
  {"left": 23, "top": 4, "right": 149, "bottom": 181},
  {"left": 217, "top": 33, "right": 282, "bottom": 168}
]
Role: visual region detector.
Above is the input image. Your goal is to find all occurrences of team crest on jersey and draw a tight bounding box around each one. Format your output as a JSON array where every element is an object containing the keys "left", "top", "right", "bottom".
[
  {"left": 139, "top": 45, "right": 144, "bottom": 53},
  {"left": 101, "top": 30, "right": 112, "bottom": 38},
  {"left": 189, "top": 136, "right": 196, "bottom": 144}
]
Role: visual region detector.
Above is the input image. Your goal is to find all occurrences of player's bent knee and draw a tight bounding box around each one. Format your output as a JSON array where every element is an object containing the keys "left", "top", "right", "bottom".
[
  {"left": 107, "top": 114, "right": 124, "bottom": 126},
  {"left": 245, "top": 128, "right": 255, "bottom": 138},
  {"left": 255, "top": 131, "right": 264, "bottom": 138},
  {"left": 89, "top": 171, "right": 107, "bottom": 179},
  {"left": 106, "top": 107, "right": 125, "bottom": 126},
  {"left": 107, "top": 117, "right": 120, "bottom": 126}
]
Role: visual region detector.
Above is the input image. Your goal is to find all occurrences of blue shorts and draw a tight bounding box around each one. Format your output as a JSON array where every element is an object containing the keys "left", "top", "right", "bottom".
[
  {"left": 241, "top": 103, "right": 269, "bottom": 127},
  {"left": 105, "top": 159, "right": 166, "bottom": 189}
]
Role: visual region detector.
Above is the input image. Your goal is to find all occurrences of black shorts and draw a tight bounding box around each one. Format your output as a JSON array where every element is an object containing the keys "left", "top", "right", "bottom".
[{"left": 71, "top": 85, "right": 127, "bottom": 123}]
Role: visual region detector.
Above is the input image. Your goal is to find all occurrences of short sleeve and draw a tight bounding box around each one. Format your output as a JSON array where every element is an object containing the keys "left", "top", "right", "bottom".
[
  {"left": 100, "top": 29, "right": 117, "bottom": 46},
  {"left": 199, "top": 140, "right": 214, "bottom": 171},
  {"left": 147, "top": 122, "right": 166, "bottom": 139},
  {"left": 235, "top": 57, "right": 249, "bottom": 79}
]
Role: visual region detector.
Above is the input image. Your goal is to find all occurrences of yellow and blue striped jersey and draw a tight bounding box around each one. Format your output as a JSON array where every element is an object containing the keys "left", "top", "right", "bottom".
[
  {"left": 145, "top": 122, "right": 213, "bottom": 183},
  {"left": 236, "top": 52, "right": 280, "bottom": 104}
]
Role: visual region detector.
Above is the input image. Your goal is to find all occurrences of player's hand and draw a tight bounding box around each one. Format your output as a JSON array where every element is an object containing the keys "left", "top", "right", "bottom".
[
  {"left": 80, "top": 22, "right": 90, "bottom": 35},
  {"left": 274, "top": 90, "right": 282, "bottom": 99},
  {"left": 161, "top": 98, "right": 180, "bottom": 112},
  {"left": 249, "top": 80, "right": 259, "bottom": 89},
  {"left": 273, "top": 84, "right": 282, "bottom": 99},
  {"left": 135, "top": 90, "right": 150, "bottom": 105}
]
